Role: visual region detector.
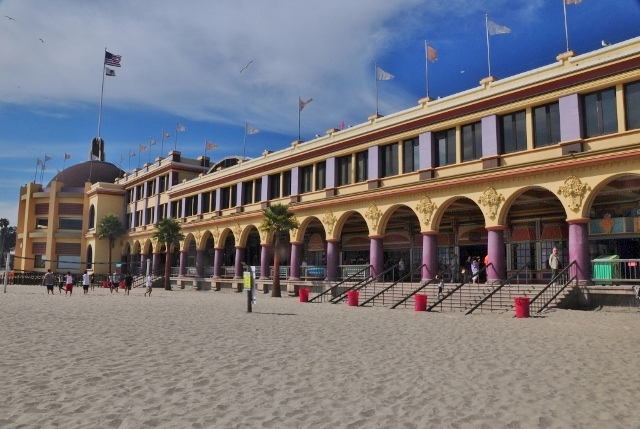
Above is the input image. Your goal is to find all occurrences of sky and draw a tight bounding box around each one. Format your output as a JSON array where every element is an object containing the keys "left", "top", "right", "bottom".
[{"left": 1, "top": 0, "right": 640, "bottom": 226}]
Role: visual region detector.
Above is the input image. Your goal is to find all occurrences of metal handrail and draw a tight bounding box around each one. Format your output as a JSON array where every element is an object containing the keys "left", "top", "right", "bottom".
[
  {"left": 308, "top": 265, "right": 372, "bottom": 303},
  {"left": 465, "top": 263, "right": 532, "bottom": 315},
  {"left": 529, "top": 261, "right": 577, "bottom": 313},
  {"left": 330, "top": 263, "right": 398, "bottom": 304},
  {"left": 390, "top": 265, "right": 449, "bottom": 309},
  {"left": 361, "top": 264, "right": 426, "bottom": 307},
  {"left": 426, "top": 263, "right": 492, "bottom": 312}
]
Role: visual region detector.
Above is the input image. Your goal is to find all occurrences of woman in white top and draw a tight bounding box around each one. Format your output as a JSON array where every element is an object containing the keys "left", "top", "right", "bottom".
[{"left": 144, "top": 275, "right": 153, "bottom": 297}]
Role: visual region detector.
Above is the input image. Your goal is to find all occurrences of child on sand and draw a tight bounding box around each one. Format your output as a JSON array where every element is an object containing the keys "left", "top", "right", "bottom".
[
  {"left": 437, "top": 275, "right": 444, "bottom": 298},
  {"left": 65, "top": 271, "right": 74, "bottom": 296},
  {"left": 144, "top": 275, "right": 153, "bottom": 297},
  {"left": 82, "top": 271, "right": 90, "bottom": 295}
]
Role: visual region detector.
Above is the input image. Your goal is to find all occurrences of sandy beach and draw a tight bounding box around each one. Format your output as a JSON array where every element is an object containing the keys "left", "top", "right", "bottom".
[{"left": 0, "top": 284, "right": 638, "bottom": 429}]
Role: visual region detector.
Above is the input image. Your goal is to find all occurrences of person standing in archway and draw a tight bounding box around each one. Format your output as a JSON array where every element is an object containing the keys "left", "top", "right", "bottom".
[{"left": 549, "top": 247, "right": 560, "bottom": 282}]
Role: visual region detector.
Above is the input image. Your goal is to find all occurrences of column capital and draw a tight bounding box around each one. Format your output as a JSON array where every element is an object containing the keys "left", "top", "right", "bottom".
[
  {"left": 421, "top": 230, "right": 438, "bottom": 236},
  {"left": 486, "top": 225, "right": 507, "bottom": 231},
  {"left": 566, "top": 217, "right": 589, "bottom": 225},
  {"left": 368, "top": 235, "right": 384, "bottom": 240}
]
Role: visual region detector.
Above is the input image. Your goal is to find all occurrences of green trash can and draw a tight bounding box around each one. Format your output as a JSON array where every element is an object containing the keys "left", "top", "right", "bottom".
[{"left": 593, "top": 255, "right": 618, "bottom": 284}]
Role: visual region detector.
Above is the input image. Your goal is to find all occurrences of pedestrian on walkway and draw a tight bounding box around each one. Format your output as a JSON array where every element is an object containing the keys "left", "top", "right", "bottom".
[
  {"left": 42, "top": 269, "right": 55, "bottom": 294},
  {"left": 144, "top": 275, "right": 153, "bottom": 297},
  {"left": 64, "top": 271, "right": 74, "bottom": 296}
]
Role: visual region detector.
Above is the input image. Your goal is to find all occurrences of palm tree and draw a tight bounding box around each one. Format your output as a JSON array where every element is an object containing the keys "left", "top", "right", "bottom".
[
  {"left": 96, "top": 213, "right": 125, "bottom": 276},
  {"left": 259, "top": 204, "right": 299, "bottom": 297},
  {"left": 152, "top": 217, "right": 184, "bottom": 290}
]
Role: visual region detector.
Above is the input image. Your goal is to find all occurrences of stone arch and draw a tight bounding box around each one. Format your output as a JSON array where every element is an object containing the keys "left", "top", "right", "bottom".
[
  {"left": 431, "top": 195, "right": 484, "bottom": 231},
  {"left": 131, "top": 240, "right": 141, "bottom": 255},
  {"left": 497, "top": 185, "right": 569, "bottom": 226},
  {"left": 238, "top": 224, "right": 261, "bottom": 247},
  {"left": 122, "top": 241, "right": 131, "bottom": 256},
  {"left": 86, "top": 244, "right": 93, "bottom": 270},
  {"left": 294, "top": 216, "right": 324, "bottom": 242},
  {"left": 216, "top": 227, "right": 233, "bottom": 248},
  {"left": 581, "top": 173, "right": 639, "bottom": 219},
  {"left": 198, "top": 230, "right": 214, "bottom": 251},
  {"left": 333, "top": 210, "right": 367, "bottom": 239},
  {"left": 182, "top": 232, "right": 196, "bottom": 251},
  {"left": 378, "top": 204, "right": 421, "bottom": 236},
  {"left": 142, "top": 239, "right": 154, "bottom": 255}
]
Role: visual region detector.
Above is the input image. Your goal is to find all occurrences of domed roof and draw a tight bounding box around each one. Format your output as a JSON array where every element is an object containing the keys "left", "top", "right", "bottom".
[{"left": 47, "top": 161, "right": 124, "bottom": 188}]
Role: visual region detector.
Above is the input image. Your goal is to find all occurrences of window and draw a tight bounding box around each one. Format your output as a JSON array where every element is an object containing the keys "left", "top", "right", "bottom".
[
  {"left": 58, "top": 255, "right": 80, "bottom": 270},
  {"left": 147, "top": 180, "right": 156, "bottom": 197},
  {"left": 624, "top": 81, "right": 640, "bottom": 130},
  {"left": 220, "top": 187, "right": 230, "bottom": 210},
  {"left": 461, "top": 122, "right": 482, "bottom": 162},
  {"left": 501, "top": 111, "right": 527, "bottom": 154},
  {"left": 126, "top": 213, "right": 132, "bottom": 228},
  {"left": 582, "top": 87, "right": 617, "bottom": 138},
  {"left": 533, "top": 102, "right": 561, "bottom": 148},
  {"left": 34, "top": 255, "right": 45, "bottom": 268},
  {"left": 300, "top": 165, "right": 313, "bottom": 194},
  {"left": 380, "top": 143, "right": 399, "bottom": 177},
  {"left": 145, "top": 207, "right": 153, "bottom": 225},
  {"left": 254, "top": 178, "right": 262, "bottom": 202},
  {"left": 36, "top": 218, "right": 49, "bottom": 229},
  {"left": 282, "top": 171, "right": 292, "bottom": 197},
  {"left": 158, "top": 175, "right": 167, "bottom": 193},
  {"left": 184, "top": 196, "right": 196, "bottom": 217},
  {"left": 435, "top": 129, "right": 456, "bottom": 166},
  {"left": 202, "top": 192, "right": 211, "bottom": 213},
  {"left": 355, "top": 151, "right": 368, "bottom": 182},
  {"left": 86, "top": 245, "right": 93, "bottom": 270},
  {"left": 88, "top": 205, "right": 95, "bottom": 229},
  {"left": 135, "top": 211, "right": 143, "bottom": 226},
  {"left": 135, "top": 185, "right": 143, "bottom": 200},
  {"left": 316, "top": 162, "right": 326, "bottom": 190},
  {"left": 402, "top": 138, "right": 419, "bottom": 173},
  {"left": 170, "top": 201, "right": 179, "bottom": 218},
  {"left": 230, "top": 184, "right": 237, "bottom": 207},
  {"left": 336, "top": 155, "right": 352, "bottom": 186},
  {"left": 269, "top": 174, "right": 280, "bottom": 199},
  {"left": 157, "top": 204, "right": 166, "bottom": 222},
  {"left": 243, "top": 182, "right": 254, "bottom": 205},
  {"left": 59, "top": 218, "right": 83, "bottom": 230}
]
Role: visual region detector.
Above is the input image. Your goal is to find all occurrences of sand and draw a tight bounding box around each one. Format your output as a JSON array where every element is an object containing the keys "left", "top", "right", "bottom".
[{"left": 0, "top": 284, "right": 638, "bottom": 429}]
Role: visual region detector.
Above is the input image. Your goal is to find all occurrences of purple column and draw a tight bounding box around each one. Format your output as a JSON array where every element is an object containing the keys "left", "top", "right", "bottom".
[
  {"left": 234, "top": 247, "right": 245, "bottom": 279},
  {"left": 422, "top": 233, "right": 438, "bottom": 280},
  {"left": 290, "top": 243, "right": 301, "bottom": 280},
  {"left": 369, "top": 236, "right": 384, "bottom": 279},
  {"left": 179, "top": 251, "right": 187, "bottom": 276},
  {"left": 260, "top": 245, "right": 271, "bottom": 279},
  {"left": 326, "top": 240, "right": 339, "bottom": 280},
  {"left": 568, "top": 219, "right": 590, "bottom": 283},
  {"left": 140, "top": 254, "right": 147, "bottom": 272},
  {"left": 213, "top": 248, "right": 222, "bottom": 278},
  {"left": 486, "top": 227, "right": 505, "bottom": 282},
  {"left": 152, "top": 253, "right": 161, "bottom": 274},
  {"left": 195, "top": 250, "right": 205, "bottom": 277}
]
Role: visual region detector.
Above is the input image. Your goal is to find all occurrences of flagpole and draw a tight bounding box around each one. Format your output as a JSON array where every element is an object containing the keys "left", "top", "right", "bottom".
[
  {"left": 161, "top": 130, "right": 166, "bottom": 158},
  {"left": 138, "top": 147, "right": 141, "bottom": 169},
  {"left": 485, "top": 15, "right": 492, "bottom": 78},
  {"left": 243, "top": 122, "right": 248, "bottom": 158},
  {"left": 174, "top": 123, "right": 178, "bottom": 151},
  {"left": 425, "top": 41, "right": 430, "bottom": 98},
  {"left": 34, "top": 161, "right": 39, "bottom": 183},
  {"left": 204, "top": 140, "right": 207, "bottom": 160},
  {"left": 375, "top": 62, "right": 379, "bottom": 116},
  {"left": 298, "top": 98, "right": 301, "bottom": 141},
  {"left": 148, "top": 137, "right": 152, "bottom": 164},
  {"left": 563, "top": 0, "right": 570, "bottom": 53},
  {"left": 129, "top": 151, "right": 132, "bottom": 173},
  {"left": 98, "top": 47, "right": 106, "bottom": 139}
]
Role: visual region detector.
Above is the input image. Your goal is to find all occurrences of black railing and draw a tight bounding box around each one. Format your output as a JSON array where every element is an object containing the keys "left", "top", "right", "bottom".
[
  {"left": 330, "top": 264, "right": 398, "bottom": 304},
  {"left": 426, "top": 263, "right": 492, "bottom": 312},
  {"left": 529, "top": 261, "right": 577, "bottom": 313},
  {"left": 361, "top": 264, "right": 427, "bottom": 307},
  {"left": 465, "top": 263, "right": 532, "bottom": 315},
  {"left": 308, "top": 265, "right": 372, "bottom": 303}
]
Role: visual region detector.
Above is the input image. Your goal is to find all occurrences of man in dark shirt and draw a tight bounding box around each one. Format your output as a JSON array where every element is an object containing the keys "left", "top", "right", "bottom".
[{"left": 124, "top": 273, "right": 134, "bottom": 295}]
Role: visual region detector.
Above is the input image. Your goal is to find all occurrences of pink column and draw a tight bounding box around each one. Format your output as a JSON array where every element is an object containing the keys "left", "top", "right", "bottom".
[
  {"left": 213, "top": 248, "right": 222, "bottom": 279},
  {"left": 326, "top": 240, "right": 339, "bottom": 280},
  {"left": 486, "top": 227, "right": 506, "bottom": 282},
  {"left": 195, "top": 250, "right": 205, "bottom": 277},
  {"left": 179, "top": 251, "right": 187, "bottom": 276},
  {"left": 422, "top": 232, "right": 438, "bottom": 281},
  {"left": 260, "top": 245, "right": 271, "bottom": 279},
  {"left": 369, "top": 236, "right": 384, "bottom": 280},
  {"left": 290, "top": 242, "right": 302, "bottom": 280},
  {"left": 234, "top": 247, "right": 245, "bottom": 279},
  {"left": 568, "top": 219, "right": 590, "bottom": 283}
]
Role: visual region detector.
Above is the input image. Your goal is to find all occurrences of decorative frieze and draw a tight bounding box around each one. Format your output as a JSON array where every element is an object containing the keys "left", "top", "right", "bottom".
[
  {"left": 478, "top": 187, "right": 504, "bottom": 220},
  {"left": 558, "top": 176, "right": 590, "bottom": 212}
]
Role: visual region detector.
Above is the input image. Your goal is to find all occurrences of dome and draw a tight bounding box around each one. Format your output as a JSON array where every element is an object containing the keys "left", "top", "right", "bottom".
[{"left": 47, "top": 161, "right": 124, "bottom": 188}]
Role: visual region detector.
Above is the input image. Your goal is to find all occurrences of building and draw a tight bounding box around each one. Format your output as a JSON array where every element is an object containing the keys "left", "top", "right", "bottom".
[{"left": 15, "top": 38, "right": 640, "bottom": 303}]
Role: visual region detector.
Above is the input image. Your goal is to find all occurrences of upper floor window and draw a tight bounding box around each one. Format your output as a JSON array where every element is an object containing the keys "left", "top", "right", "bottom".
[
  {"left": 255, "top": 178, "right": 262, "bottom": 202},
  {"left": 243, "top": 182, "right": 253, "bottom": 205},
  {"left": 88, "top": 205, "right": 95, "bottom": 229},
  {"left": 582, "top": 87, "right": 617, "bottom": 138},
  {"left": 269, "top": 174, "right": 281, "bottom": 199},
  {"left": 201, "top": 192, "right": 211, "bottom": 213},
  {"left": 435, "top": 128, "right": 456, "bottom": 166},
  {"left": 380, "top": 143, "right": 399, "bottom": 177},
  {"left": 316, "top": 161, "right": 326, "bottom": 190},
  {"left": 533, "top": 102, "right": 561, "bottom": 148},
  {"left": 355, "top": 150, "right": 368, "bottom": 182},
  {"left": 170, "top": 201, "right": 179, "bottom": 219},
  {"left": 59, "top": 218, "right": 83, "bottom": 230},
  {"left": 461, "top": 122, "right": 482, "bottom": 162},
  {"left": 36, "top": 217, "right": 49, "bottom": 229},
  {"left": 402, "top": 138, "right": 419, "bottom": 173},
  {"left": 220, "top": 187, "right": 230, "bottom": 210},
  {"left": 336, "top": 155, "right": 352, "bottom": 186},
  {"left": 158, "top": 175, "right": 166, "bottom": 193},
  {"left": 300, "top": 165, "right": 313, "bottom": 194},
  {"left": 501, "top": 110, "right": 527, "bottom": 154},
  {"left": 624, "top": 81, "right": 640, "bottom": 130}
]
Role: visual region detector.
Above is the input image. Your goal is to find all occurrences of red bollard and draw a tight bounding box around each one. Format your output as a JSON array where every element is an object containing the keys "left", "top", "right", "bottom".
[
  {"left": 514, "top": 297, "right": 530, "bottom": 318},
  {"left": 299, "top": 288, "right": 309, "bottom": 303},
  {"left": 414, "top": 294, "right": 428, "bottom": 311},
  {"left": 347, "top": 290, "right": 359, "bottom": 306}
]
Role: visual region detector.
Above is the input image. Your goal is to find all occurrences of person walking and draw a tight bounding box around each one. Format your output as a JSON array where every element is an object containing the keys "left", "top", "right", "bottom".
[
  {"left": 58, "top": 273, "right": 65, "bottom": 293},
  {"left": 144, "top": 275, "right": 153, "bottom": 297},
  {"left": 110, "top": 271, "right": 119, "bottom": 293},
  {"left": 437, "top": 275, "right": 444, "bottom": 298},
  {"left": 89, "top": 273, "right": 95, "bottom": 291},
  {"left": 471, "top": 258, "right": 479, "bottom": 284},
  {"left": 42, "top": 269, "right": 55, "bottom": 294},
  {"left": 549, "top": 247, "right": 560, "bottom": 282},
  {"left": 64, "top": 271, "right": 74, "bottom": 296},
  {"left": 82, "top": 271, "right": 90, "bottom": 295},
  {"left": 124, "top": 273, "right": 133, "bottom": 295}
]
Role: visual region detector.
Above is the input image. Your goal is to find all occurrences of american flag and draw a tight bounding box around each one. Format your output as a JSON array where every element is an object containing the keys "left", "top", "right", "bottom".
[{"left": 105, "top": 51, "right": 122, "bottom": 67}]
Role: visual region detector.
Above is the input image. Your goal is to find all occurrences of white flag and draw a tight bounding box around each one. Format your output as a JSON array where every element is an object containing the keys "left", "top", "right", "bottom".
[
  {"left": 150, "top": 139, "right": 157, "bottom": 146},
  {"left": 487, "top": 20, "right": 511, "bottom": 36},
  {"left": 205, "top": 141, "right": 219, "bottom": 150},
  {"left": 177, "top": 123, "right": 186, "bottom": 132},
  {"left": 139, "top": 144, "right": 148, "bottom": 152},
  {"left": 376, "top": 66, "right": 394, "bottom": 81},
  {"left": 299, "top": 97, "right": 313, "bottom": 112},
  {"left": 246, "top": 124, "right": 260, "bottom": 135},
  {"left": 565, "top": 0, "right": 581, "bottom": 4}
]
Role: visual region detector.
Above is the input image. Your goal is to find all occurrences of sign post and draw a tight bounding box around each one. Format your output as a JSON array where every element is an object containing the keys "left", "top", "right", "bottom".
[{"left": 244, "top": 266, "right": 256, "bottom": 312}]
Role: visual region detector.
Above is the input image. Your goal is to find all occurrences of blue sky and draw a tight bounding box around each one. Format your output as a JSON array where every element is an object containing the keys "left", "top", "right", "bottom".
[{"left": 1, "top": 0, "right": 640, "bottom": 226}]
